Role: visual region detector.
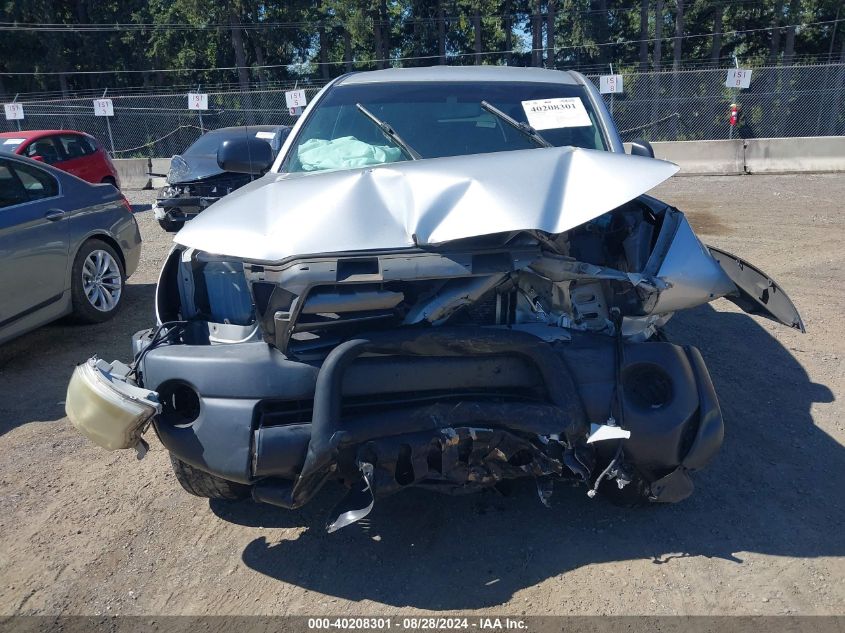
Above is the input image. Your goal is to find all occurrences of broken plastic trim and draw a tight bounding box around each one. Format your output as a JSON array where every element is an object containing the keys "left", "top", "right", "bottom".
[{"left": 256, "top": 326, "right": 591, "bottom": 511}]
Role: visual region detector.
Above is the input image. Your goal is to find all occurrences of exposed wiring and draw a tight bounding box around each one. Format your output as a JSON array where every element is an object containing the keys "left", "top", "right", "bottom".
[
  {"left": 128, "top": 321, "right": 188, "bottom": 382},
  {"left": 587, "top": 306, "right": 628, "bottom": 499}
]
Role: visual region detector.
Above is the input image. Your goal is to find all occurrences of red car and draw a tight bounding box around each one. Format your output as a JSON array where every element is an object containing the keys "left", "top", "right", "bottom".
[{"left": 0, "top": 129, "right": 121, "bottom": 188}]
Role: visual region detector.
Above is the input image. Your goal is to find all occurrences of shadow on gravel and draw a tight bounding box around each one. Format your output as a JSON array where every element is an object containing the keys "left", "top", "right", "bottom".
[
  {"left": 216, "top": 303, "right": 838, "bottom": 610},
  {"left": 0, "top": 283, "right": 156, "bottom": 436}
]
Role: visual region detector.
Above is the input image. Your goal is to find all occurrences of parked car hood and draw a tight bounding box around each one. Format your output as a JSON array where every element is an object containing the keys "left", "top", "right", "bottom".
[
  {"left": 174, "top": 146, "right": 679, "bottom": 262},
  {"left": 167, "top": 154, "right": 225, "bottom": 184}
]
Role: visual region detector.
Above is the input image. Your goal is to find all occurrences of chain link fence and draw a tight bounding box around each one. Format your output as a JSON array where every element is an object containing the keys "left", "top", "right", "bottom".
[
  {"left": 2, "top": 64, "right": 843, "bottom": 157},
  {"left": 587, "top": 63, "right": 845, "bottom": 143}
]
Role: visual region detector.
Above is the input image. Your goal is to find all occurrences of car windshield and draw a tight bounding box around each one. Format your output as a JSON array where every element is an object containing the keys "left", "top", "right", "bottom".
[{"left": 282, "top": 81, "right": 607, "bottom": 174}]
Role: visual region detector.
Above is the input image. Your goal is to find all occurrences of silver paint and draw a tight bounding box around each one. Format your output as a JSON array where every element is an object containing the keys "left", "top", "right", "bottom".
[{"left": 175, "top": 145, "right": 679, "bottom": 263}]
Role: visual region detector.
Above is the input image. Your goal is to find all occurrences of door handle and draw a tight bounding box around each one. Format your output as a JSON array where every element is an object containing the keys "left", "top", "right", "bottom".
[{"left": 45, "top": 210, "right": 66, "bottom": 221}]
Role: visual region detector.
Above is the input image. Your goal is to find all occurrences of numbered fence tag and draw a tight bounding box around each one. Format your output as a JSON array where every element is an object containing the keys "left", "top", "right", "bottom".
[
  {"left": 599, "top": 74, "right": 624, "bottom": 94},
  {"left": 4, "top": 103, "right": 24, "bottom": 120},
  {"left": 188, "top": 93, "right": 208, "bottom": 110},
  {"left": 93, "top": 99, "right": 114, "bottom": 116},
  {"left": 725, "top": 69, "right": 752, "bottom": 89},
  {"left": 285, "top": 89, "right": 307, "bottom": 109},
  {"left": 522, "top": 97, "right": 591, "bottom": 130}
]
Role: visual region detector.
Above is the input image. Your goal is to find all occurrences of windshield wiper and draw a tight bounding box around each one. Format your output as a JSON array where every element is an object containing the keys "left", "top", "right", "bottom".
[
  {"left": 480, "top": 100, "right": 553, "bottom": 149},
  {"left": 355, "top": 103, "right": 422, "bottom": 160}
]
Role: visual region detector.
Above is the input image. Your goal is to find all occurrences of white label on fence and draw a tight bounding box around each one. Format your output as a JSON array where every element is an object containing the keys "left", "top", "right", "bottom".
[
  {"left": 522, "top": 97, "right": 591, "bottom": 130},
  {"left": 289, "top": 106, "right": 303, "bottom": 116},
  {"left": 188, "top": 93, "right": 208, "bottom": 110},
  {"left": 599, "top": 74, "right": 624, "bottom": 94},
  {"left": 4, "top": 103, "right": 24, "bottom": 120},
  {"left": 725, "top": 69, "right": 752, "bottom": 89},
  {"left": 285, "top": 89, "right": 307, "bottom": 109},
  {"left": 255, "top": 131, "right": 275, "bottom": 139},
  {"left": 93, "top": 99, "right": 114, "bottom": 116},
  {"left": 3, "top": 138, "right": 24, "bottom": 145}
]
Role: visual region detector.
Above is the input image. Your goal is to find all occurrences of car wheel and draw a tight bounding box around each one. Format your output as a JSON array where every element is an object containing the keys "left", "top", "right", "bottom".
[
  {"left": 158, "top": 218, "right": 184, "bottom": 232},
  {"left": 101, "top": 176, "right": 117, "bottom": 188},
  {"left": 70, "top": 239, "right": 125, "bottom": 323},
  {"left": 170, "top": 455, "right": 250, "bottom": 500}
]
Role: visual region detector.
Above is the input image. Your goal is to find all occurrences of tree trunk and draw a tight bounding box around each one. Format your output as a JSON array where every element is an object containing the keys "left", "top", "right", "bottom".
[
  {"left": 828, "top": 29, "right": 845, "bottom": 135},
  {"left": 229, "top": 2, "right": 255, "bottom": 124},
  {"left": 531, "top": 1, "right": 542, "bottom": 68},
  {"left": 595, "top": 0, "right": 609, "bottom": 65},
  {"left": 783, "top": 0, "right": 800, "bottom": 64},
  {"left": 672, "top": 0, "right": 684, "bottom": 70},
  {"left": 710, "top": 2, "right": 724, "bottom": 63},
  {"left": 252, "top": 37, "right": 266, "bottom": 86},
  {"left": 318, "top": 1, "right": 330, "bottom": 80},
  {"left": 638, "top": 0, "right": 649, "bottom": 71},
  {"left": 473, "top": 5, "right": 482, "bottom": 65},
  {"left": 373, "top": 7, "right": 384, "bottom": 69},
  {"left": 380, "top": 0, "right": 390, "bottom": 67},
  {"left": 653, "top": 0, "right": 663, "bottom": 71},
  {"left": 769, "top": 0, "right": 784, "bottom": 63},
  {"left": 344, "top": 28, "right": 353, "bottom": 72},
  {"left": 437, "top": 0, "right": 446, "bottom": 64},
  {"left": 546, "top": 0, "right": 556, "bottom": 68},
  {"left": 504, "top": 5, "right": 513, "bottom": 66},
  {"left": 670, "top": 0, "right": 684, "bottom": 139}
]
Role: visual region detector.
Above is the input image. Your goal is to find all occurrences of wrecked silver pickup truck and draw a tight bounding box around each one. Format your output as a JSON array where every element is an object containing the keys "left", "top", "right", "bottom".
[{"left": 66, "top": 67, "right": 803, "bottom": 531}]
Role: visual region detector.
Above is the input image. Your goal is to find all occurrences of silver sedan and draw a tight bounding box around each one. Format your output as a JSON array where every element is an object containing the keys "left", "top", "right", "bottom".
[{"left": 0, "top": 153, "right": 142, "bottom": 344}]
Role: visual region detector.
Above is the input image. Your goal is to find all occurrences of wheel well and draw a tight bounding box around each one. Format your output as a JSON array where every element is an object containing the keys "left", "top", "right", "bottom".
[{"left": 80, "top": 234, "right": 126, "bottom": 273}]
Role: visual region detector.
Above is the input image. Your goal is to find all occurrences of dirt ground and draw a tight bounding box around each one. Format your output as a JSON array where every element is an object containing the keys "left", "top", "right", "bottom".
[{"left": 0, "top": 174, "right": 842, "bottom": 616}]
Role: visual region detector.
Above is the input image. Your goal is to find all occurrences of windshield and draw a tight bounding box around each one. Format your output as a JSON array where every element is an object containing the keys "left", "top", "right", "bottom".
[{"left": 282, "top": 81, "right": 607, "bottom": 174}]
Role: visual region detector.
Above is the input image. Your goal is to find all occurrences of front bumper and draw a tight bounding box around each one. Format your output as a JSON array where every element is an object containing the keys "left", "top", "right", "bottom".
[
  {"left": 153, "top": 196, "right": 219, "bottom": 221},
  {"left": 132, "top": 328, "right": 723, "bottom": 504}
]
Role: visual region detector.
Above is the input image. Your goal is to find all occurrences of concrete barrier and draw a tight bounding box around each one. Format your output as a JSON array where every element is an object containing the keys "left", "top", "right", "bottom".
[
  {"left": 624, "top": 136, "right": 844, "bottom": 176},
  {"left": 113, "top": 158, "right": 151, "bottom": 190},
  {"left": 623, "top": 140, "right": 745, "bottom": 175},
  {"left": 650, "top": 139, "right": 745, "bottom": 175},
  {"left": 149, "top": 157, "right": 171, "bottom": 189},
  {"left": 744, "top": 136, "right": 845, "bottom": 174}
]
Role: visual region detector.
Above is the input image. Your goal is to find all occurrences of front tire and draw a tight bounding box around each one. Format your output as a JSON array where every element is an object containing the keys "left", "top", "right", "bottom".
[
  {"left": 70, "top": 239, "right": 125, "bottom": 323},
  {"left": 158, "top": 218, "right": 184, "bottom": 232},
  {"left": 169, "top": 455, "right": 250, "bottom": 500}
]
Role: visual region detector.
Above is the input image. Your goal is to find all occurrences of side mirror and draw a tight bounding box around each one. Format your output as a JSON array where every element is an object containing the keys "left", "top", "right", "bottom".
[
  {"left": 629, "top": 139, "right": 655, "bottom": 159},
  {"left": 217, "top": 137, "right": 274, "bottom": 175}
]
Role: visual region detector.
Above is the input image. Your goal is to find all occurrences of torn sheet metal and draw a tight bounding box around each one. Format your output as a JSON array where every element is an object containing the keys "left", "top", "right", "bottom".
[{"left": 175, "top": 146, "right": 679, "bottom": 262}]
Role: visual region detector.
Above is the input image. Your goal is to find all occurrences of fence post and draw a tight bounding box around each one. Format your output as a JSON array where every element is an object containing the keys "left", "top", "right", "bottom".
[
  {"left": 196, "top": 84, "right": 205, "bottom": 133},
  {"left": 102, "top": 89, "right": 116, "bottom": 157}
]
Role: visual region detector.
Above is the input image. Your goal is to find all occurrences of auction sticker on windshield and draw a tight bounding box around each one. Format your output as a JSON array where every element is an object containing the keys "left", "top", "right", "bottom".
[{"left": 521, "top": 97, "right": 591, "bottom": 130}]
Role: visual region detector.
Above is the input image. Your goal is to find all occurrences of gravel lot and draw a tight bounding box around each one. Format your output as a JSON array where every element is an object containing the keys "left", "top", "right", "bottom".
[{"left": 0, "top": 174, "right": 842, "bottom": 616}]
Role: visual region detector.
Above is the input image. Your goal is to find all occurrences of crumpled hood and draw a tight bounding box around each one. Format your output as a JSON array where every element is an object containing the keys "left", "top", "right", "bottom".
[
  {"left": 167, "top": 154, "right": 225, "bottom": 184},
  {"left": 174, "top": 146, "right": 679, "bottom": 262}
]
